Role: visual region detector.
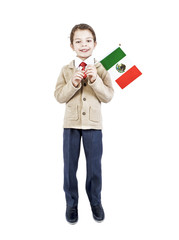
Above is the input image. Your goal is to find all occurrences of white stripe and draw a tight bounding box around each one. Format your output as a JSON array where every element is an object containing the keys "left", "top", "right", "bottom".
[{"left": 108, "top": 56, "right": 134, "bottom": 80}]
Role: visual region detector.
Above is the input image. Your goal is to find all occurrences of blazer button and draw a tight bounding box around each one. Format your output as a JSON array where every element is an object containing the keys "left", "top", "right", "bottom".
[
  {"left": 82, "top": 112, "right": 86, "bottom": 115},
  {"left": 83, "top": 98, "right": 86, "bottom": 101}
]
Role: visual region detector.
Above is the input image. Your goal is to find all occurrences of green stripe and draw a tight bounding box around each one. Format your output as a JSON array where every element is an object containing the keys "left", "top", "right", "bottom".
[{"left": 100, "top": 47, "right": 126, "bottom": 70}]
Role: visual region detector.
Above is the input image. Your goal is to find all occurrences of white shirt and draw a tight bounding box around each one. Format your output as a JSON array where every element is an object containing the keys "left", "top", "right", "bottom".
[{"left": 74, "top": 55, "right": 95, "bottom": 70}]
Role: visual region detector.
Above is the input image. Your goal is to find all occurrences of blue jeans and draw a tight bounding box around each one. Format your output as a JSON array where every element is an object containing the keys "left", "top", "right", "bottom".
[{"left": 63, "top": 128, "right": 103, "bottom": 207}]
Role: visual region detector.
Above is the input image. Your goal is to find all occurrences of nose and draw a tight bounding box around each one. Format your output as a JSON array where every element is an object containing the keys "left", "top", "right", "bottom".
[{"left": 82, "top": 41, "right": 87, "bottom": 46}]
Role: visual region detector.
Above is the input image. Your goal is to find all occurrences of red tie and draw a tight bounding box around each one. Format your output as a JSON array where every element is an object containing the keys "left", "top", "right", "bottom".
[{"left": 79, "top": 62, "right": 87, "bottom": 79}]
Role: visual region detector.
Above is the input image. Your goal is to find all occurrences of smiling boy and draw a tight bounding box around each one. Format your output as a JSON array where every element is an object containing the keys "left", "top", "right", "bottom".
[{"left": 54, "top": 24, "right": 114, "bottom": 224}]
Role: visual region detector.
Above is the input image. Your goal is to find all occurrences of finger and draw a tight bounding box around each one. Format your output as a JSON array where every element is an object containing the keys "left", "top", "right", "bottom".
[
  {"left": 75, "top": 72, "right": 84, "bottom": 78},
  {"left": 86, "top": 69, "right": 93, "bottom": 74},
  {"left": 86, "top": 66, "right": 96, "bottom": 72},
  {"left": 76, "top": 76, "right": 83, "bottom": 81},
  {"left": 76, "top": 70, "right": 85, "bottom": 74},
  {"left": 87, "top": 64, "right": 93, "bottom": 68},
  {"left": 85, "top": 70, "right": 94, "bottom": 75},
  {"left": 86, "top": 66, "right": 95, "bottom": 71},
  {"left": 75, "top": 76, "right": 82, "bottom": 81},
  {"left": 85, "top": 68, "right": 93, "bottom": 73}
]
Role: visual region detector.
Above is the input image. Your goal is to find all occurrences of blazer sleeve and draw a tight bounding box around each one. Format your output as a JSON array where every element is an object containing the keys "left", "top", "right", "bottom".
[
  {"left": 88, "top": 67, "right": 114, "bottom": 103},
  {"left": 54, "top": 66, "right": 81, "bottom": 103}
]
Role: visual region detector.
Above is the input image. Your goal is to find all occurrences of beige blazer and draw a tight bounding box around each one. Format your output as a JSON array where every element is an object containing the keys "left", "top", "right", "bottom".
[{"left": 54, "top": 60, "right": 114, "bottom": 129}]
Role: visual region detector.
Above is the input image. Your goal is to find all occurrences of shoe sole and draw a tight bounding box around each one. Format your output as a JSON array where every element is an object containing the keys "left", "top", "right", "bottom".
[
  {"left": 93, "top": 215, "right": 105, "bottom": 223},
  {"left": 68, "top": 220, "right": 78, "bottom": 225},
  {"left": 66, "top": 217, "right": 78, "bottom": 225}
]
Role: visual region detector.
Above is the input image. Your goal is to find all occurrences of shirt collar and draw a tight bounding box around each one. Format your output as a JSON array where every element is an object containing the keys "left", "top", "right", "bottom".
[{"left": 74, "top": 55, "right": 95, "bottom": 68}]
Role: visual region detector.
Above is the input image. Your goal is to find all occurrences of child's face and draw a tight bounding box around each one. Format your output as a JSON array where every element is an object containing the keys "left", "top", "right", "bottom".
[{"left": 71, "top": 29, "right": 97, "bottom": 60}]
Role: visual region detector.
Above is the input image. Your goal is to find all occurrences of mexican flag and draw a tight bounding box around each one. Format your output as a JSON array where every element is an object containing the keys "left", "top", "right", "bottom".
[{"left": 100, "top": 47, "right": 142, "bottom": 89}]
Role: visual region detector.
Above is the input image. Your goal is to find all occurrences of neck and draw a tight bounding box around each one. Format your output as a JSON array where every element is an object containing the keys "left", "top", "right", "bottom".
[{"left": 77, "top": 55, "right": 92, "bottom": 61}]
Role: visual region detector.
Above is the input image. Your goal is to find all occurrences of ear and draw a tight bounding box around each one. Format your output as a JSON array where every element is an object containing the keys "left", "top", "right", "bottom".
[
  {"left": 94, "top": 42, "right": 97, "bottom": 48},
  {"left": 70, "top": 43, "right": 74, "bottom": 51}
]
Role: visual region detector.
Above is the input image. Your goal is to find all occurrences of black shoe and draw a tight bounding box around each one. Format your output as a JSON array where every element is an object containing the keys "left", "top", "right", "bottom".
[
  {"left": 91, "top": 204, "right": 105, "bottom": 222},
  {"left": 66, "top": 206, "right": 78, "bottom": 224}
]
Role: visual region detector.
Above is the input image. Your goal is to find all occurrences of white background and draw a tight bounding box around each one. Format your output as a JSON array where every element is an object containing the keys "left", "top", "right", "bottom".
[{"left": 0, "top": 0, "right": 179, "bottom": 239}]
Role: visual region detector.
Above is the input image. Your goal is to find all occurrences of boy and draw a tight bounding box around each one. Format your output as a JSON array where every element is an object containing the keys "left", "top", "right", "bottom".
[{"left": 54, "top": 23, "right": 114, "bottom": 224}]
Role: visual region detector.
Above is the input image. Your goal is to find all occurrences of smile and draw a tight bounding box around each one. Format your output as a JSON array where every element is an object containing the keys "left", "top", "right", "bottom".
[{"left": 80, "top": 49, "right": 90, "bottom": 52}]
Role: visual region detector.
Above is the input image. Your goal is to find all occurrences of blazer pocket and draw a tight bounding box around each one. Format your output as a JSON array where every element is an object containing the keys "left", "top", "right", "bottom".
[
  {"left": 89, "top": 107, "right": 100, "bottom": 122},
  {"left": 65, "top": 105, "right": 79, "bottom": 120}
]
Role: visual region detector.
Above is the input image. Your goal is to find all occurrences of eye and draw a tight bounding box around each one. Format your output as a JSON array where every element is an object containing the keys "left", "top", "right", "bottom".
[
  {"left": 75, "top": 41, "right": 80, "bottom": 44},
  {"left": 87, "top": 39, "right": 92, "bottom": 42}
]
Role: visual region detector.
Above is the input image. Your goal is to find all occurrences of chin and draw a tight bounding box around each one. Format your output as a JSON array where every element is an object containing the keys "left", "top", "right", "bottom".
[
  {"left": 78, "top": 51, "right": 92, "bottom": 58},
  {"left": 79, "top": 55, "right": 91, "bottom": 60},
  {"left": 84, "top": 53, "right": 91, "bottom": 57}
]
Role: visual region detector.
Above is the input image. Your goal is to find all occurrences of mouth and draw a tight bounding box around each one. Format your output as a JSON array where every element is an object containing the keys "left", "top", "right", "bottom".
[{"left": 80, "top": 49, "right": 90, "bottom": 53}]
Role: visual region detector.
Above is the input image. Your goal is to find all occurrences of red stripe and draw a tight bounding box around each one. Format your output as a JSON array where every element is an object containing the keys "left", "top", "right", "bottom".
[{"left": 115, "top": 65, "right": 142, "bottom": 89}]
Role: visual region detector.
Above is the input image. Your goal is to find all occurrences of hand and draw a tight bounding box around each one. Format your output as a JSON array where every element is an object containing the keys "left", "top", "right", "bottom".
[
  {"left": 85, "top": 65, "right": 97, "bottom": 83},
  {"left": 71, "top": 70, "right": 85, "bottom": 87}
]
